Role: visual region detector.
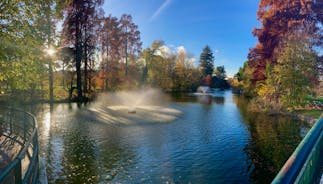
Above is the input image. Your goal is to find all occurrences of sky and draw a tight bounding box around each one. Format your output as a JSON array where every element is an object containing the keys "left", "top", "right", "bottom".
[{"left": 103, "top": 0, "right": 260, "bottom": 77}]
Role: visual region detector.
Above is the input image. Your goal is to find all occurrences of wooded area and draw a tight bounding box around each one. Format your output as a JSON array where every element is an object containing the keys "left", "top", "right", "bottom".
[
  {"left": 232, "top": 0, "right": 323, "bottom": 111},
  {"left": 0, "top": 0, "right": 228, "bottom": 103}
]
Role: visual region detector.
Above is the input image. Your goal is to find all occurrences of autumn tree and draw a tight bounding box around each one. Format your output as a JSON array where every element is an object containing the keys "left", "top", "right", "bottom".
[
  {"left": 100, "top": 15, "right": 121, "bottom": 90},
  {"left": 174, "top": 48, "right": 200, "bottom": 91},
  {"left": 143, "top": 41, "right": 173, "bottom": 89},
  {"left": 248, "top": 0, "right": 321, "bottom": 82},
  {"left": 0, "top": 0, "right": 66, "bottom": 101},
  {"left": 42, "top": 0, "right": 67, "bottom": 102},
  {"left": 119, "top": 14, "right": 142, "bottom": 76},
  {"left": 82, "top": 4, "right": 102, "bottom": 97},
  {"left": 100, "top": 14, "right": 142, "bottom": 90},
  {"left": 233, "top": 61, "right": 256, "bottom": 97},
  {"left": 258, "top": 33, "right": 318, "bottom": 109},
  {"left": 141, "top": 41, "right": 201, "bottom": 92},
  {"left": 62, "top": 0, "right": 103, "bottom": 101}
]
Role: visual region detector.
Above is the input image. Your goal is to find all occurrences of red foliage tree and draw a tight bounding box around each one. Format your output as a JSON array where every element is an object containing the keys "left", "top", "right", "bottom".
[
  {"left": 248, "top": 0, "right": 321, "bottom": 82},
  {"left": 100, "top": 14, "right": 142, "bottom": 90},
  {"left": 119, "top": 14, "right": 142, "bottom": 76},
  {"left": 62, "top": 0, "right": 103, "bottom": 101},
  {"left": 100, "top": 15, "right": 122, "bottom": 90}
]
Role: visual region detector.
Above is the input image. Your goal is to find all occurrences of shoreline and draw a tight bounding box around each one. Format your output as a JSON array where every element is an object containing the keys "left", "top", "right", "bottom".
[{"left": 286, "top": 111, "right": 319, "bottom": 126}]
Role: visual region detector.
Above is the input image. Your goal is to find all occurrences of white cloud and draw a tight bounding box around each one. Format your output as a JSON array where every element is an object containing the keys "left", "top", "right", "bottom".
[
  {"left": 150, "top": 0, "right": 172, "bottom": 21},
  {"left": 187, "top": 57, "right": 196, "bottom": 63},
  {"left": 176, "top": 46, "right": 186, "bottom": 54},
  {"left": 154, "top": 45, "right": 197, "bottom": 64},
  {"left": 156, "top": 45, "right": 174, "bottom": 57}
]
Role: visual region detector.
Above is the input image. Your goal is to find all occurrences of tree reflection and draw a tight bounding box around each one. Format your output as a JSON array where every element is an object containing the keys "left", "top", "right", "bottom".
[{"left": 234, "top": 95, "right": 308, "bottom": 183}]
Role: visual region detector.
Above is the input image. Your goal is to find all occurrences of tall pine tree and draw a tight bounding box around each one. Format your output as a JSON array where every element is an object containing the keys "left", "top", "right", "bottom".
[{"left": 199, "top": 45, "right": 214, "bottom": 76}]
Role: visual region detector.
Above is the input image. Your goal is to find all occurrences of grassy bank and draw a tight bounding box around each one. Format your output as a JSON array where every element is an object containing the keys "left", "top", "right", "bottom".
[{"left": 294, "top": 110, "right": 323, "bottom": 119}]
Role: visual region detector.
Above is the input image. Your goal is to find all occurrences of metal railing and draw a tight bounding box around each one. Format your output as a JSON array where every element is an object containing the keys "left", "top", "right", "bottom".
[
  {"left": 0, "top": 106, "right": 39, "bottom": 184},
  {"left": 272, "top": 117, "right": 323, "bottom": 184}
]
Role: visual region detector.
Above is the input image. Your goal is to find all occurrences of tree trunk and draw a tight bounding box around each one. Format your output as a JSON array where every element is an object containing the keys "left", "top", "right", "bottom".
[
  {"left": 49, "top": 61, "right": 54, "bottom": 102},
  {"left": 84, "top": 27, "right": 88, "bottom": 97},
  {"left": 47, "top": 15, "right": 54, "bottom": 103},
  {"left": 84, "top": 46, "right": 88, "bottom": 96},
  {"left": 105, "top": 49, "right": 109, "bottom": 90},
  {"left": 125, "top": 27, "right": 128, "bottom": 76},
  {"left": 75, "top": 36, "right": 83, "bottom": 102}
]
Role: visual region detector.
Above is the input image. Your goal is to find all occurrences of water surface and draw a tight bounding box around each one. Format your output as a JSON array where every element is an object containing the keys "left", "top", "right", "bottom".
[{"left": 35, "top": 91, "right": 309, "bottom": 183}]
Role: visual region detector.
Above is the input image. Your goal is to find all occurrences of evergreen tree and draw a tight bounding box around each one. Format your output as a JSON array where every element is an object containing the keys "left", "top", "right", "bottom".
[
  {"left": 199, "top": 45, "right": 214, "bottom": 76},
  {"left": 214, "top": 66, "right": 226, "bottom": 80}
]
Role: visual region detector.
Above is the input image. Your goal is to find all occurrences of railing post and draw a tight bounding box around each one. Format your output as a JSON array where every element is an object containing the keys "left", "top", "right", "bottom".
[
  {"left": 14, "top": 160, "right": 22, "bottom": 184},
  {"left": 23, "top": 112, "right": 26, "bottom": 144},
  {"left": 9, "top": 108, "right": 13, "bottom": 133}
]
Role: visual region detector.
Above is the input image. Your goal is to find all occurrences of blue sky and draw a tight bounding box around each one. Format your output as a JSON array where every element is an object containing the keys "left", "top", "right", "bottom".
[{"left": 103, "top": 0, "right": 260, "bottom": 77}]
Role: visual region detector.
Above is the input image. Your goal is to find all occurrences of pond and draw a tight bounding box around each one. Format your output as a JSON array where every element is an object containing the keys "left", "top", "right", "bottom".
[{"left": 34, "top": 90, "right": 310, "bottom": 183}]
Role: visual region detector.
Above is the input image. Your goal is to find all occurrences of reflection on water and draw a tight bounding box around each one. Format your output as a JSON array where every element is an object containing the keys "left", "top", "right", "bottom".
[
  {"left": 233, "top": 96, "right": 310, "bottom": 182},
  {"left": 34, "top": 90, "right": 309, "bottom": 183}
]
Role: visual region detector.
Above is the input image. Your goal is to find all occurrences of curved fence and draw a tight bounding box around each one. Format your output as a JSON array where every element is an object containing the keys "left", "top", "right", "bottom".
[{"left": 0, "top": 106, "right": 39, "bottom": 184}]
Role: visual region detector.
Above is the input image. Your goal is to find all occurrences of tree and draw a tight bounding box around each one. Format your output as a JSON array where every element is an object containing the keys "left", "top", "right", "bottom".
[
  {"left": 173, "top": 47, "right": 197, "bottom": 91},
  {"left": 257, "top": 32, "right": 318, "bottom": 110},
  {"left": 239, "top": 62, "right": 256, "bottom": 97},
  {"left": 62, "top": 0, "right": 103, "bottom": 101},
  {"left": 274, "top": 35, "right": 317, "bottom": 108},
  {"left": 146, "top": 41, "right": 174, "bottom": 89},
  {"left": 140, "top": 40, "right": 164, "bottom": 87},
  {"left": 212, "top": 66, "right": 229, "bottom": 89},
  {"left": 141, "top": 41, "right": 202, "bottom": 92},
  {"left": 100, "top": 15, "right": 121, "bottom": 90},
  {"left": 100, "top": 14, "right": 142, "bottom": 90},
  {"left": 214, "top": 66, "right": 226, "bottom": 80},
  {"left": 119, "top": 14, "right": 142, "bottom": 76},
  {"left": 0, "top": 0, "right": 65, "bottom": 101},
  {"left": 43, "top": 1, "right": 60, "bottom": 102},
  {"left": 199, "top": 45, "right": 214, "bottom": 77},
  {"left": 59, "top": 46, "right": 75, "bottom": 94},
  {"left": 248, "top": 0, "right": 321, "bottom": 82}
]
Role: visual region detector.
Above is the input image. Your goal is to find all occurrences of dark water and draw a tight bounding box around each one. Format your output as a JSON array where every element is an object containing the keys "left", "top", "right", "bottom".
[{"left": 34, "top": 90, "right": 310, "bottom": 183}]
